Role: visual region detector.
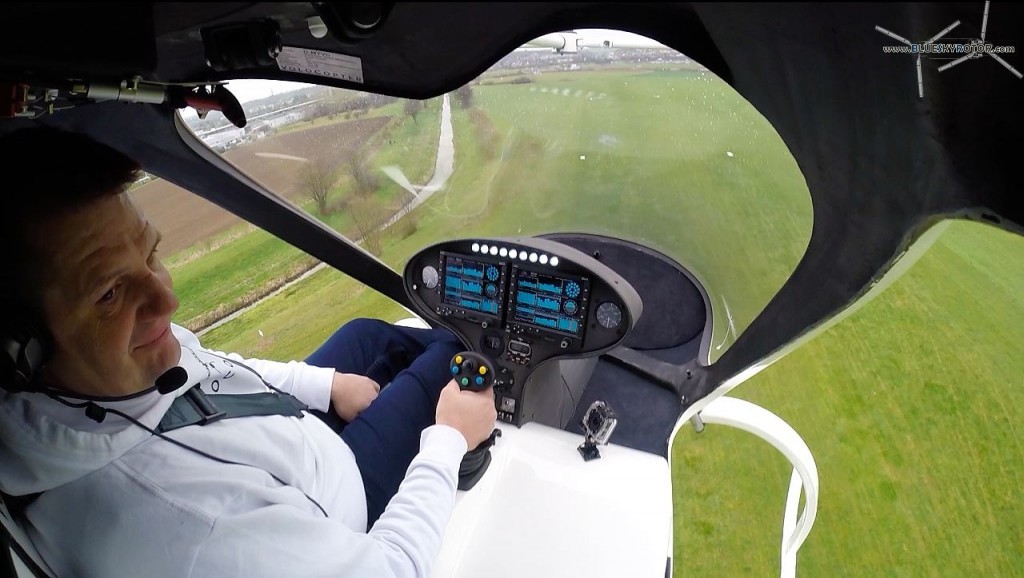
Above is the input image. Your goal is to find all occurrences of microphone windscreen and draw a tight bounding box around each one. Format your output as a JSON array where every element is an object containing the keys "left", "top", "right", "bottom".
[{"left": 155, "top": 366, "right": 189, "bottom": 394}]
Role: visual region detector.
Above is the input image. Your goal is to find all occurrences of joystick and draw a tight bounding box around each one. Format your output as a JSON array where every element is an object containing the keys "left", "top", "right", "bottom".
[
  {"left": 449, "top": 351, "right": 495, "bottom": 391},
  {"left": 449, "top": 351, "right": 500, "bottom": 490}
]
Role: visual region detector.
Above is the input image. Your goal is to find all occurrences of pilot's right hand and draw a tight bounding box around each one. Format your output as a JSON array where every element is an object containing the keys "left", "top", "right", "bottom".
[{"left": 436, "top": 380, "right": 497, "bottom": 448}]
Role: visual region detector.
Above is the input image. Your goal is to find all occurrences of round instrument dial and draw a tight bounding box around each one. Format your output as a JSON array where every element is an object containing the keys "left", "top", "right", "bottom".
[
  {"left": 596, "top": 302, "right": 622, "bottom": 329},
  {"left": 421, "top": 265, "right": 439, "bottom": 289}
]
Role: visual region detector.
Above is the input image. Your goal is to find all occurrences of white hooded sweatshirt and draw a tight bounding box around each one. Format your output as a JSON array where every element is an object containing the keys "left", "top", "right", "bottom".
[{"left": 0, "top": 325, "right": 468, "bottom": 577}]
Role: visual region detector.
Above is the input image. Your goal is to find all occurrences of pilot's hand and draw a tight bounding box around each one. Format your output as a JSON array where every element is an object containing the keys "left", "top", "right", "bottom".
[
  {"left": 436, "top": 380, "right": 497, "bottom": 448},
  {"left": 330, "top": 372, "right": 381, "bottom": 422}
]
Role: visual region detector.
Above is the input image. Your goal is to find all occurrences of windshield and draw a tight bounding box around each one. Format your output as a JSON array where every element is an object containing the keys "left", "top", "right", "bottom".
[{"left": 160, "top": 31, "right": 812, "bottom": 362}]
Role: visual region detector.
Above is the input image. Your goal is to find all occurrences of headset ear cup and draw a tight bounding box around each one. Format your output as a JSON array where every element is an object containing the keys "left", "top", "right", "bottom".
[
  {"left": 0, "top": 314, "right": 53, "bottom": 392},
  {"left": 2, "top": 333, "right": 28, "bottom": 391}
]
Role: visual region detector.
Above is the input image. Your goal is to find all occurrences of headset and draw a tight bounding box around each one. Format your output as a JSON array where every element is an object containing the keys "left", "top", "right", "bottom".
[
  {"left": 1, "top": 308, "right": 195, "bottom": 397},
  {"left": 0, "top": 311, "right": 53, "bottom": 393}
]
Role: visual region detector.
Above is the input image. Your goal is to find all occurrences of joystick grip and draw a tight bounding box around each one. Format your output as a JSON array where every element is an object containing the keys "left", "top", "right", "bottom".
[
  {"left": 448, "top": 351, "right": 499, "bottom": 491},
  {"left": 449, "top": 351, "right": 495, "bottom": 391}
]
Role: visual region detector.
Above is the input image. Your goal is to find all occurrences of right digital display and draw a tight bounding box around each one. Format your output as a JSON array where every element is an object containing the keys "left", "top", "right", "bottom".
[{"left": 510, "top": 265, "right": 589, "bottom": 337}]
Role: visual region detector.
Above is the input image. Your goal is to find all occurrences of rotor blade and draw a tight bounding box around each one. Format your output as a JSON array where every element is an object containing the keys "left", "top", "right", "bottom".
[
  {"left": 938, "top": 53, "right": 973, "bottom": 72},
  {"left": 524, "top": 33, "right": 574, "bottom": 51},
  {"left": 981, "top": 0, "right": 990, "bottom": 41},
  {"left": 380, "top": 165, "right": 419, "bottom": 197},
  {"left": 988, "top": 52, "right": 1024, "bottom": 79},
  {"left": 875, "top": 26, "right": 912, "bottom": 46},
  {"left": 927, "top": 20, "right": 960, "bottom": 43},
  {"left": 917, "top": 55, "right": 924, "bottom": 98}
]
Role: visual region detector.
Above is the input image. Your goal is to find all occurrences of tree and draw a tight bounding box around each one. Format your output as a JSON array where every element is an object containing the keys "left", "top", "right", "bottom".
[
  {"left": 392, "top": 205, "right": 419, "bottom": 240},
  {"left": 297, "top": 159, "right": 336, "bottom": 215},
  {"left": 347, "top": 149, "right": 380, "bottom": 198},
  {"left": 403, "top": 99, "right": 424, "bottom": 123},
  {"left": 349, "top": 197, "right": 390, "bottom": 257},
  {"left": 454, "top": 85, "right": 474, "bottom": 108}
]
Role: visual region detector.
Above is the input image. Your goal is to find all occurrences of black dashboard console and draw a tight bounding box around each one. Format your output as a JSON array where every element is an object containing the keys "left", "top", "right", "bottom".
[{"left": 404, "top": 237, "right": 642, "bottom": 426}]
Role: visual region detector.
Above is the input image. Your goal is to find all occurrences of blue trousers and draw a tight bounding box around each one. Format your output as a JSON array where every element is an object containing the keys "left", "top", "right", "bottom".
[{"left": 304, "top": 318, "right": 463, "bottom": 528}]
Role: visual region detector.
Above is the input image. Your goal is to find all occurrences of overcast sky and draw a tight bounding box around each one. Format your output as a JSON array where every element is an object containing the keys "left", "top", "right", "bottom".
[
  {"left": 227, "top": 79, "right": 312, "bottom": 103},
  {"left": 221, "top": 29, "right": 665, "bottom": 103}
]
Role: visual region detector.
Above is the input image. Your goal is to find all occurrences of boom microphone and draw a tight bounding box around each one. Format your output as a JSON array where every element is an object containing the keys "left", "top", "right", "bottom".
[{"left": 155, "top": 366, "right": 189, "bottom": 394}]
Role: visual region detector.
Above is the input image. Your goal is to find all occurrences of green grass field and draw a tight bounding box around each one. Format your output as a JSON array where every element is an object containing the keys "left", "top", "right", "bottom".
[
  {"left": 182, "top": 69, "right": 1021, "bottom": 575},
  {"left": 673, "top": 220, "right": 1023, "bottom": 576},
  {"left": 457, "top": 71, "right": 812, "bottom": 361},
  {"left": 201, "top": 69, "right": 811, "bottom": 362}
]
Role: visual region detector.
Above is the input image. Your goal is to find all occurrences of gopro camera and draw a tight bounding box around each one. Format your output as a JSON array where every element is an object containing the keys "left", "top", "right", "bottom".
[{"left": 578, "top": 400, "right": 618, "bottom": 461}]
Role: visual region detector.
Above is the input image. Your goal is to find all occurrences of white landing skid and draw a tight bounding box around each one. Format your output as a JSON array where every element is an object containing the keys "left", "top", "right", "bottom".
[{"left": 691, "top": 396, "right": 819, "bottom": 578}]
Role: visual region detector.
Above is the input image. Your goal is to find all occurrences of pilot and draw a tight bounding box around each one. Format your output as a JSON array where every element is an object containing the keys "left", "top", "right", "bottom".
[{"left": 0, "top": 126, "right": 496, "bottom": 577}]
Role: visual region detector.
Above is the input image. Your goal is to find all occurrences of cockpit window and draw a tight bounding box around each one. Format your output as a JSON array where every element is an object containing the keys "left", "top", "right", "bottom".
[{"left": 166, "top": 31, "right": 812, "bottom": 361}]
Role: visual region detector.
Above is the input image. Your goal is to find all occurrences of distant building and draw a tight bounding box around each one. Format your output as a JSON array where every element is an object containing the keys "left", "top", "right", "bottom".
[
  {"left": 201, "top": 127, "right": 246, "bottom": 151},
  {"left": 245, "top": 121, "right": 274, "bottom": 139}
]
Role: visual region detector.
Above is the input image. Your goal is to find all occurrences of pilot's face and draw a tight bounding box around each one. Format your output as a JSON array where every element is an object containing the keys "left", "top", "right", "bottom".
[{"left": 28, "top": 193, "right": 181, "bottom": 397}]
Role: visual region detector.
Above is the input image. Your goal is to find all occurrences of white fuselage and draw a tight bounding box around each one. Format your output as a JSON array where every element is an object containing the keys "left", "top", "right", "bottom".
[{"left": 432, "top": 422, "right": 672, "bottom": 578}]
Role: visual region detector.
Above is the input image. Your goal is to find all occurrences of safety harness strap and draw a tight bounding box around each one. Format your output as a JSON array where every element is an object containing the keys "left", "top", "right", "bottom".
[{"left": 157, "top": 386, "right": 308, "bottom": 433}]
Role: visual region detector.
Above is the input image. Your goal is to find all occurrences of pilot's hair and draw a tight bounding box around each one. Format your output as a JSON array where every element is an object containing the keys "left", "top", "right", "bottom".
[{"left": 0, "top": 126, "right": 141, "bottom": 308}]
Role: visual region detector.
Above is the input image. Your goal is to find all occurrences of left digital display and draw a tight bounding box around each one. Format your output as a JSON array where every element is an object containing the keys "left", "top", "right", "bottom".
[{"left": 441, "top": 253, "right": 505, "bottom": 319}]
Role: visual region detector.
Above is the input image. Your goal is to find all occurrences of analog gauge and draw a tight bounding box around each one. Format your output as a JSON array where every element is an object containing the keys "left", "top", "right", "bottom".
[
  {"left": 421, "top": 265, "right": 439, "bottom": 289},
  {"left": 596, "top": 302, "right": 622, "bottom": 329}
]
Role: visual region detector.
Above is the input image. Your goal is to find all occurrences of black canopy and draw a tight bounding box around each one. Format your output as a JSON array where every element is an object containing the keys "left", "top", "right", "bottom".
[{"left": 2, "top": 2, "right": 1020, "bottom": 408}]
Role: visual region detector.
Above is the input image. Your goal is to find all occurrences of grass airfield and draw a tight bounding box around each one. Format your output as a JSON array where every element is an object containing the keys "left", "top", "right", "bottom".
[{"left": 166, "top": 68, "right": 1022, "bottom": 576}]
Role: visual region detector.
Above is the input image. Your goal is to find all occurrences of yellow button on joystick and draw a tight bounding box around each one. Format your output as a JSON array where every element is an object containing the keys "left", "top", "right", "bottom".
[
  {"left": 479, "top": 366, "right": 487, "bottom": 375},
  {"left": 455, "top": 355, "right": 463, "bottom": 365}
]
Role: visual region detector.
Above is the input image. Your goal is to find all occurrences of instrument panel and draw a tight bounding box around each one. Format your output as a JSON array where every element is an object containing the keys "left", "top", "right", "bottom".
[{"left": 405, "top": 237, "right": 642, "bottom": 426}]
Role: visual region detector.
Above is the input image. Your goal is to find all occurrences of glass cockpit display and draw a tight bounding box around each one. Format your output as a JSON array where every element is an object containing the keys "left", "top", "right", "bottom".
[
  {"left": 441, "top": 252, "right": 505, "bottom": 319},
  {"left": 510, "top": 266, "right": 589, "bottom": 337}
]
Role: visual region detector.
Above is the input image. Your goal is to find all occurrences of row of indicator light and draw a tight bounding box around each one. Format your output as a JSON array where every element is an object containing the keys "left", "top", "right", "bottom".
[{"left": 471, "top": 243, "right": 560, "bottom": 266}]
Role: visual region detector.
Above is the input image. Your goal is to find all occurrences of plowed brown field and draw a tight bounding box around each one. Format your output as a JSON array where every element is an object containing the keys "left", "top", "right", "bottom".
[{"left": 130, "top": 116, "right": 390, "bottom": 255}]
